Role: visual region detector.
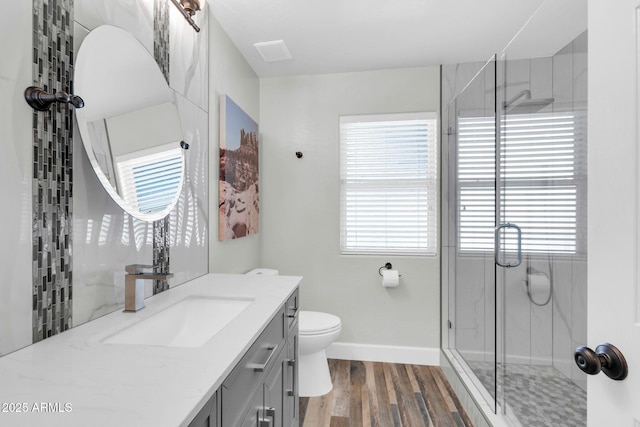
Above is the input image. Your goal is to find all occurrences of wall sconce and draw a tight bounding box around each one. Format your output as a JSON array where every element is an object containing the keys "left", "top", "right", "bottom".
[{"left": 170, "top": 0, "right": 205, "bottom": 32}]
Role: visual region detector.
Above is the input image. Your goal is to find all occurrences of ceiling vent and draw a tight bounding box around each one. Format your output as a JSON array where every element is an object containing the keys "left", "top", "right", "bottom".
[{"left": 253, "top": 40, "right": 292, "bottom": 62}]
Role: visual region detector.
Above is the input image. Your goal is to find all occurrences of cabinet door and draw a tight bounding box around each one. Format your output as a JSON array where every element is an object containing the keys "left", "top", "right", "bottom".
[
  {"left": 222, "top": 307, "right": 285, "bottom": 427},
  {"left": 263, "top": 349, "right": 285, "bottom": 427},
  {"left": 284, "top": 322, "right": 298, "bottom": 427},
  {"left": 238, "top": 387, "right": 264, "bottom": 427},
  {"left": 189, "top": 392, "right": 217, "bottom": 427}
]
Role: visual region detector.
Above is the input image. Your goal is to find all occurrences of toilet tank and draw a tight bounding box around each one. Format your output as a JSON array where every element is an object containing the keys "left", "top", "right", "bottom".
[{"left": 245, "top": 268, "right": 279, "bottom": 275}]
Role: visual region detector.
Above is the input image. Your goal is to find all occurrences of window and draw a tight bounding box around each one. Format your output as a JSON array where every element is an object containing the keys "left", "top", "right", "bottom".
[
  {"left": 457, "top": 111, "right": 587, "bottom": 254},
  {"left": 116, "top": 143, "right": 184, "bottom": 214},
  {"left": 339, "top": 112, "right": 438, "bottom": 255}
]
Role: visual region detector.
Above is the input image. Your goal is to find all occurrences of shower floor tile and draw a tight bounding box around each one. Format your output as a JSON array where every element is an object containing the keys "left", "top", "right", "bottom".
[{"left": 468, "top": 361, "right": 586, "bottom": 427}]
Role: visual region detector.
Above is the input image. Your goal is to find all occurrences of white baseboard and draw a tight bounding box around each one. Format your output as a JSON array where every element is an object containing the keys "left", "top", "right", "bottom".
[{"left": 325, "top": 342, "right": 440, "bottom": 366}]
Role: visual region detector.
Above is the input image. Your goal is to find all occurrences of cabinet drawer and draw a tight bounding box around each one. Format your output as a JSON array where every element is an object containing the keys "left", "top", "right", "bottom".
[
  {"left": 285, "top": 289, "right": 299, "bottom": 332},
  {"left": 222, "top": 307, "right": 285, "bottom": 427}
]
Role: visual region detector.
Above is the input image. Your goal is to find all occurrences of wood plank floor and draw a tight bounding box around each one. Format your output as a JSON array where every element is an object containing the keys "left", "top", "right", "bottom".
[{"left": 300, "top": 359, "right": 474, "bottom": 427}]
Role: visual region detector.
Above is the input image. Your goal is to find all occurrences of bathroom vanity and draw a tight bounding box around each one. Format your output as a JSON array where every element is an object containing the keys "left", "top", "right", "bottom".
[
  {"left": 192, "top": 287, "right": 299, "bottom": 427},
  {"left": 0, "top": 274, "right": 301, "bottom": 427}
]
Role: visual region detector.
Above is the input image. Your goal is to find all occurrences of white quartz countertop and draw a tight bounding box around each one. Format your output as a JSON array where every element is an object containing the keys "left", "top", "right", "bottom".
[{"left": 0, "top": 273, "right": 301, "bottom": 426}]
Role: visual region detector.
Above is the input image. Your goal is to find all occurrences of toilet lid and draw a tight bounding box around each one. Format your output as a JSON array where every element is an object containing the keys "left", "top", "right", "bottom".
[{"left": 299, "top": 311, "right": 341, "bottom": 335}]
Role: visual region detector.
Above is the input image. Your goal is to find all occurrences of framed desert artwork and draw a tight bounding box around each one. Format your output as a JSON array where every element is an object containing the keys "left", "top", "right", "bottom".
[{"left": 219, "top": 95, "right": 259, "bottom": 241}]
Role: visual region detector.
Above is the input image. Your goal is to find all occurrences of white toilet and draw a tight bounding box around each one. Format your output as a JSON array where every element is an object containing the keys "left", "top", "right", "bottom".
[
  {"left": 246, "top": 268, "right": 342, "bottom": 397},
  {"left": 298, "top": 310, "right": 341, "bottom": 396}
]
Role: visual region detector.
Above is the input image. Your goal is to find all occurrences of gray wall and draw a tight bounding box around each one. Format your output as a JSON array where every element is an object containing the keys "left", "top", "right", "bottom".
[
  {"left": 208, "top": 14, "right": 261, "bottom": 274},
  {"left": 259, "top": 67, "right": 442, "bottom": 349}
]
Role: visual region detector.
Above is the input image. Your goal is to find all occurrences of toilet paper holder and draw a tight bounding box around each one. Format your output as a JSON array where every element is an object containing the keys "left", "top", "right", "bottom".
[{"left": 378, "top": 263, "right": 401, "bottom": 277}]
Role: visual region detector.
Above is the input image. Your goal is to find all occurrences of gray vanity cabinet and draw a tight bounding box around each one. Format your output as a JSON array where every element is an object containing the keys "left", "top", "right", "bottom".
[
  {"left": 188, "top": 391, "right": 218, "bottom": 427},
  {"left": 189, "top": 288, "right": 299, "bottom": 427},
  {"left": 232, "top": 346, "right": 285, "bottom": 427},
  {"left": 263, "top": 350, "right": 285, "bottom": 427},
  {"left": 283, "top": 322, "right": 298, "bottom": 427},
  {"left": 283, "top": 288, "right": 299, "bottom": 427},
  {"left": 237, "top": 386, "right": 265, "bottom": 427},
  {"left": 220, "top": 301, "right": 290, "bottom": 427}
]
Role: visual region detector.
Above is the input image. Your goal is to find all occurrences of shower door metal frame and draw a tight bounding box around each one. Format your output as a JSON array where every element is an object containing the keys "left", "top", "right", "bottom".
[
  {"left": 445, "top": 55, "right": 500, "bottom": 414},
  {"left": 495, "top": 51, "right": 507, "bottom": 417}
]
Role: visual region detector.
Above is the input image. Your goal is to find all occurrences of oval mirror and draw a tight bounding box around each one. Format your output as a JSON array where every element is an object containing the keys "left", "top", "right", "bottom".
[{"left": 75, "top": 25, "right": 185, "bottom": 221}]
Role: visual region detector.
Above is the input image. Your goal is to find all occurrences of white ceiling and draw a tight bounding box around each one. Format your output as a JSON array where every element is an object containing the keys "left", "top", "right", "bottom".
[{"left": 210, "top": 0, "right": 587, "bottom": 78}]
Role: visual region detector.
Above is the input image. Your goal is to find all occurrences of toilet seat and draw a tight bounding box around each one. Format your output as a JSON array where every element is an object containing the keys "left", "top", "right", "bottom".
[{"left": 299, "top": 311, "right": 341, "bottom": 335}]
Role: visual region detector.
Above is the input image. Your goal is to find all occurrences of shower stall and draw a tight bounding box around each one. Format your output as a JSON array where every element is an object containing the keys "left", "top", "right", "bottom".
[{"left": 440, "top": 20, "right": 588, "bottom": 427}]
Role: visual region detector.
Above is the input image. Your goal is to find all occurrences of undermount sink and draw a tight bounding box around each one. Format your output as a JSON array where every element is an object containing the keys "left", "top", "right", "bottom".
[{"left": 103, "top": 296, "right": 253, "bottom": 348}]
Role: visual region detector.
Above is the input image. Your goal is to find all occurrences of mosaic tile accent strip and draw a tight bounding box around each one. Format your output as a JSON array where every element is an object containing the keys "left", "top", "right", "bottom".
[
  {"left": 153, "top": 217, "right": 171, "bottom": 294},
  {"left": 469, "top": 361, "right": 586, "bottom": 427},
  {"left": 32, "top": 0, "right": 74, "bottom": 343},
  {"left": 152, "top": 0, "right": 171, "bottom": 295},
  {"left": 154, "top": 0, "right": 170, "bottom": 82}
]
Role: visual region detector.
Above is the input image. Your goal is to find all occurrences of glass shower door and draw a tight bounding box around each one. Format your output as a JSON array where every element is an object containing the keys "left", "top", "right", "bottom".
[
  {"left": 495, "top": 37, "right": 588, "bottom": 425},
  {"left": 449, "top": 56, "right": 498, "bottom": 411},
  {"left": 443, "top": 3, "right": 588, "bottom": 426}
]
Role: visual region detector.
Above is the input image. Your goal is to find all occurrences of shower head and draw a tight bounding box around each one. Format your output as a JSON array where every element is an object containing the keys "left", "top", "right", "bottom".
[
  {"left": 503, "top": 90, "right": 554, "bottom": 114},
  {"left": 507, "top": 98, "right": 555, "bottom": 114}
]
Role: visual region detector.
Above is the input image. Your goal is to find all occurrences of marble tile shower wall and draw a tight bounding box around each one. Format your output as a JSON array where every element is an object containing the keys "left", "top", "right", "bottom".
[
  {"left": 441, "top": 31, "right": 588, "bottom": 392},
  {"left": 554, "top": 31, "right": 588, "bottom": 391},
  {"left": 72, "top": 0, "right": 209, "bottom": 325},
  {"left": 0, "top": 2, "right": 35, "bottom": 356},
  {"left": 31, "top": 0, "right": 74, "bottom": 343}
]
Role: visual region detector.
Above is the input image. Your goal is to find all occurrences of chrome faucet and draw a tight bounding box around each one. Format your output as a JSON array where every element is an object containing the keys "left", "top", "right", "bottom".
[{"left": 124, "top": 264, "right": 174, "bottom": 312}]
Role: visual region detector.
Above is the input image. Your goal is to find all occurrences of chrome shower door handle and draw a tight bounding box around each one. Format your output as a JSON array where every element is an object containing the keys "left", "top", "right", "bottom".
[{"left": 494, "top": 223, "right": 522, "bottom": 268}]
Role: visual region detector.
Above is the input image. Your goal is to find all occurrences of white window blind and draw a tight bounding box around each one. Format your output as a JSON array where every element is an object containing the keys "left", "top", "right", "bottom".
[
  {"left": 458, "top": 115, "right": 496, "bottom": 252},
  {"left": 458, "top": 111, "right": 587, "bottom": 254},
  {"left": 340, "top": 112, "right": 438, "bottom": 256},
  {"left": 116, "top": 145, "right": 184, "bottom": 214}
]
